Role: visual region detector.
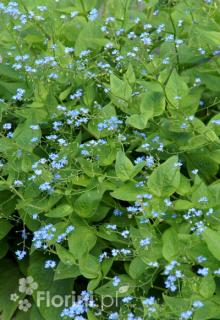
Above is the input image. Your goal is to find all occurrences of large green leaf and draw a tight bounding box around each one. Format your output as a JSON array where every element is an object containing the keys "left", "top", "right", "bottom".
[
  {"left": 68, "top": 226, "right": 97, "bottom": 259},
  {"left": 165, "top": 69, "right": 189, "bottom": 106},
  {"left": 148, "top": 156, "right": 181, "bottom": 197},
  {"left": 115, "top": 151, "right": 134, "bottom": 181},
  {"left": 74, "top": 190, "right": 103, "bottom": 218},
  {"left": 28, "top": 253, "right": 73, "bottom": 320},
  {"left": 0, "top": 259, "right": 22, "bottom": 320},
  {"left": 75, "top": 22, "right": 107, "bottom": 55},
  {"left": 162, "top": 228, "right": 180, "bottom": 261},
  {"left": 0, "top": 220, "right": 12, "bottom": 240},
  {"left": 110, "top": 74, "right": 132, "bottom": 102},
  {"left": 45, "top": 204, "right": 73, "bottom": 218},
  {"left": 111, "top": 182, "right": 148, "bottom": 201},
  {"left": 79, "top": 253, "right": 101, "bottom": 279},
  {"left": 13, "top": 120, "right": 41, "bottom": 151},
  {"left": 95, "top": 275, "right": 135, "bottom": 298},
  {"left": 54, "top": 262, "right": 80, "bottom": 281},
  {"left": 203, "top": 228, "right": 220, "bottom": 261},
  {"left": 129, "top": 257, "right": 147, "bottom": 279}
]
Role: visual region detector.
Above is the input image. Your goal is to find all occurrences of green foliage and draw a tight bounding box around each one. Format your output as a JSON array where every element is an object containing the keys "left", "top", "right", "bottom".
[
  {"left": 203, "top": 228, "right": 220, "bottom": 260},
  {"left": 148, "top": 156, "right": 181, "bottom": 197}
]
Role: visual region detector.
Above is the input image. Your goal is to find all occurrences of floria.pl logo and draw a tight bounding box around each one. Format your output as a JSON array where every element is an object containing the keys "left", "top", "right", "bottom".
[
  {"left": 10, "top": 276, "right": 126, "bottom": 313},
  {"left": 36, "top": 291, "right": 120, "bottom": 309},
  {"left": 10, "top": 276, "right": 38, "bottom": 312}
]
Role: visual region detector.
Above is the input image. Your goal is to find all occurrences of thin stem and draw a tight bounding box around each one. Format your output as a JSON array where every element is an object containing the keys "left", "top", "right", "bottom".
[
  {"left": 80, "top": 0, "right": 88, "bottom": 21},
  {"left": 169, "top": 13, "right": 180, "bottom": 70}
]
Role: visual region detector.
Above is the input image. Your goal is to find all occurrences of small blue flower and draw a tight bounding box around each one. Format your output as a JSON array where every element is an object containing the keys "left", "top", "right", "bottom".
[
  {"left": 192, "top": 300, "right": 204, "bottom": 309},
  {"left": 14, "top": 180, "right": 23, "bottom": 187},
  {"left": 12, "top": 88, "right": 25, "bottom": 100},
  {"left": 122, "top": 296, "right": 133, "bottom": 303},
  {"left": 45, "top": 260, "right": 56, "bottom": 269},
  {"left": 112, "top": 276, "right": 121, "bottom": 287},
  {"left": 88, "top": 8, "right": 98, "bottom": 21},
  {"left": 108, "top": 312, "right": 119, "bottom": 320},
  {"left": 146, "top": 156, "right": 154, "bottom": 168},
  {"left": 143, "top": 296, "right": 155, "bottom": 306},
  {"left": 106, "top": 224, "right": 117, "bottom": 230},
  {"left": 180, "top": 310, "right": 193, "bottom": 320},
  {"left": 113, "top": 209, "right": 123, "bottom": 216},
  {"left": 3, "top": 123, "right": 12, "bottom": 130},
  {"left": 196, "top": 255, "right": 207, "bottom": 263},
  {"left": 140, "top": 237, "right": 151, "bottom": 247},
  {"left": 197, "top": 267, "right": 209, "bottom": 276},
  {"left": 66, "top": 225, "right": 75, "bottom": 234},
  {"left": 39, "top": 182, "right": 53, "bottom": 192},
  {"left": 15, "top": 250, "right": 26, "bottom": 260}
]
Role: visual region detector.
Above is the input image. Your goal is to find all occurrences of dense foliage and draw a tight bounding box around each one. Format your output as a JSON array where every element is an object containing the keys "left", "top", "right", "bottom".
[{"left": 0, "top": 0, "right": 220, "bottom": 319}]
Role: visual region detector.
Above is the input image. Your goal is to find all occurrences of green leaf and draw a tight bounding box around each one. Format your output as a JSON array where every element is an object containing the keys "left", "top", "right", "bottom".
[
  {"left": 129, "top": 257, "right": 147, "bottom": 279},
  {"left": 141, "top": 91, "right": 165, "bottom": 117},
  {"left": 126, "top": 92, "right": 161, "bottom": 129},
  {"left": 176, "top": 175, "right": 191, "bottom": 196},
  {"left": 162, "top": 228, "right": 180, "bottom": 261},
  {"left": 0, "top": 240, "right": 8, "bottom": 259},
  {"left": 203, "top": 228, "right": 220, "bottom": 261},
  {"left": 165, "top": 69, "right": 189, "bottom": 106},
  {"left": 15, "top": 303, "right": 45, "bottom": 320},
  {"left": 0, "top": 220, "right": 12, "bottom": 240},
  {"left": 95, "top": 275, "right": 135, "bottom": 297},
  {"left": 83, "top": 84, "right": 96, "bottom": 107},
  {"left": 87, "top": 310, "right": 99, "bottom": 320},
  {"left": 0, "top": 65, "right": 21, "bottom": 81},
  {"left": 148, "top": 156, "right": 181, "bottom": 197},
  {"left": 75, "top": 22, "right": 107, "bottom": 55},
  {"left": 126, "top": 113, "right": 151, "bottom": 130},
  {"left": 115, "top": 151, "right": 134, "bottom": 181},
  {"left": 210, "top": 149, "right": 220, "bottom": 164},
  {"left": 87, "top": 274, "right": 102, "bottom": 291},
  {"left": 191, "top": 177, "right": 215, "bottom": 208},
  {"left": 59, "top": 86, "right": 73, "bottom": 101},
  {"left": 88, "top": 104, "right": 116, "bottom": 138},
  {"left": 193, "top": 300, "right": 220, "bottom": 320},
  {"left": 14, "top": 102, "right": 48, "bottom": 123},
  {"left": 173, "top": 200, "right": 193, "bottom": 210},
  {"left": 199, "top": 276, "right": 216, "bottom": 298},
  {"left": 56, "top": 244, "right": 76, "bottom": 265},
  {"left": 130, "top": 161, "right": 146, "bottom": 179},
  {"left": 79, "top": 253, "right": 101, "bottom": 279},
  {"left": 74, "top": 190, "right": 103, "bottom": 218},
  {"left": 13, "top": 120, "right": 41, "bottom": 151},
  {"left": 0, "top": 259, "right": 22, "bottom": 320},
  {"left": 110, "top": 74, "right": 132, "bottom": 102},
  {"left": 186, "top": 152, "right": 218, "bottom": 182},
  {"left": 101, "top": 258, "right": 114, "bottom": 277},
  {"left": 68, "top": 226, "right": 97, "bottom": 259},
  {"left": 124, "top": 63, "right": 136, "bottom": 85},
  {"left": 45, "top": 204, "right": 73, "bottom": 218},
  {"left": 111, "top": 182, "right": 148, "bottom": 201},
  {"left": 78, "top": 0, "right": 97, "bottom": 11},
  {"left": 195, "top": 28, "right": 220, "bottom": 46},
  {"left": 28, "top": 253, "right": 73, "bottom": 320},
  {"left": 163, "top": 295, "right": 190, "bottom": 315},
  {"left": 21, "top": 26, "right": 44, "bottom": 43},
  {"left": 54, "top": 262, "right": 80, "bottom": 280}
]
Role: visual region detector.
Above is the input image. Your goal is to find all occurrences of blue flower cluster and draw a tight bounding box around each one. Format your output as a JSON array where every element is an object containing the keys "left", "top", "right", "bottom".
[
  {"left": 32, "top": 224, "right": 74, "bottom": 249},
  {"left": 98, "top": 116, "right": 123, "bottom": 131},
  {"left": 61, "top": 291, "right": 95, "bottom": 319},
  {"left": 164, "top": 261, "right": 183, "bottom": 292}
]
